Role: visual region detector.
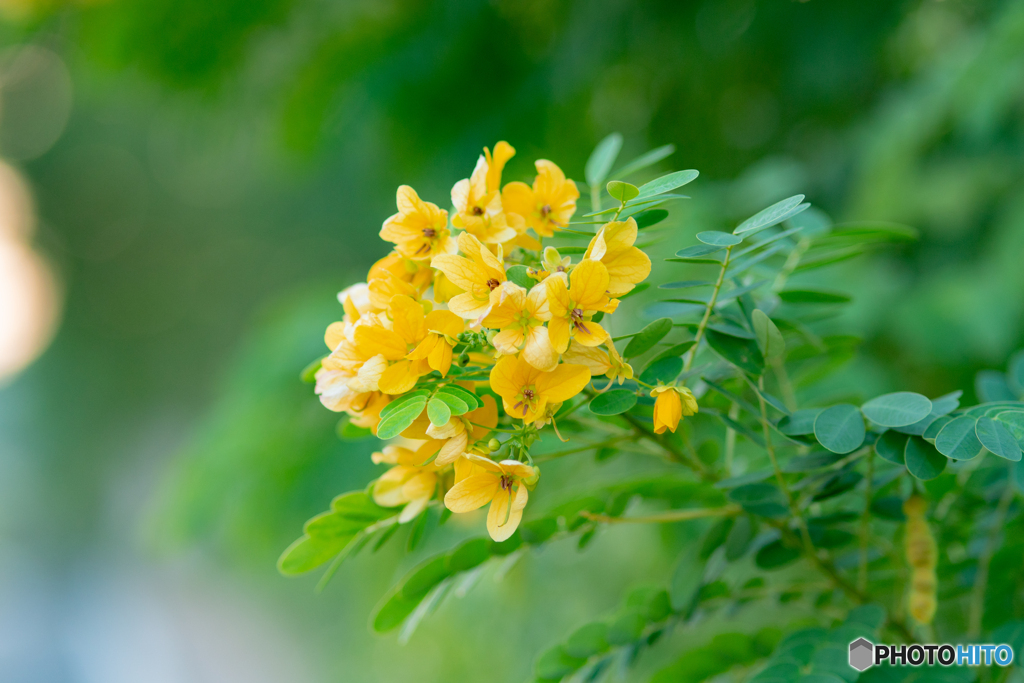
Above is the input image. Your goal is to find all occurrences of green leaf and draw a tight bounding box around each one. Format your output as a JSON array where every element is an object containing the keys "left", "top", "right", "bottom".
[
  {"left": 724, "top": 515, "right": 755, "bottom": 561},
  {"left": 277, "top": 535, "right": 345, "bottom": 575},
  {"left": 624, "top": 317, "right": 673, "bottom": 358},
  {"left": 922, "top": 415, "right": 953, "bottom": 442},
  {"left": 437, "top": 384, "right": 479, "bottom": 411},
  {"left": 611, "top": 144, "right": 675, "bottom": 179},
  {"left": 639, "top": 356, "right": 683, "bottom": 385},
  {"left": 976, "top": 417, "right": 1022, "bottom": 461},
  {"left": 934, "top": 416, "right": 984, "bottom": 460},
  {"left": 734, "top": 195, "right": 809, "bottom": 236},
  {"left": 660, "top": 279, "right": 713, "bottom": 290},
  {"left": 337, "top": 418, "right": 374, "bottom": 441},
  {"left": 371, "top": 591, "right": 421, "bottom": 633},
  {"left": 976, "top": 370, "right": 1017, "bottom": 402},
  {"left": 674, "top": 243, "right": 724, "bottom": 260},
  {"left": 778, "top": 409, "right": 821, "bottom": 436},
  {"left": 505, "top": 264, "right": 533, "bottom": 289},
  {"left": 606, "top": 611, "right": 646, "bottom": 645},
  {"left": 427, "top": 397, "right": 451, "bottom": 426},
  {"left": 637, "top": 169, "right": 699, "bottom": 198},
  {"left": 653, "top": 340, "right": 696, "bottom": 363},
  {"left": 606, "top": 180, "right": 639, "bottom": 202},
  {"left": 635, "top": 208, "right": 669, "bottom": 229},
  {"left": 1009, "top": 350, "right": 1024, "bottom": 395},
  {"left": 875, "top": 431, "right": 909, "bottom": 465},
  {"left": 432, "top": 391, "right": 469, "bottom": 416},
  {"left": 300, "top": 356, "right": 324, "bottom": 383},
  {"left": 996, "top": 411, "right": 1024, "bottom": 446},
  {"left": 378, "top": 389, "right": 430, "bottom": 420},
  {"left": 782, "top": 451, "right": 845, "bottom": 472},
  {"left": 752, "top": 310, "right": 785, "bottom": 362},
  {"left": 400, "top": 556, "right": 452, "bottom": 599},
  {"left": 535, "top": 645, "right": 586, "bottom": 680},
  {"left": 728, "top": 483, "right": 788, "bottom": 517},
  {"left": 706, "top": 329, "right": 764, "bottom": 375},
  {"left": 446, "top": 538, "right": 491, "bottom": 572},
  {"left": 861, "top": 392, "right": 933, "bottom": 428},
  {"left": 755, "top": 540, "right": 801, "bottom": 569},
  {"left": 697, "top": 231, "right": 742, "bottom": 247},
  {"left": 564, "top": 622, "right": 610, "bottom": 659},
  {"left": 778, "top": 289, "right": 851, "bottom": 304},
  {"left": 585, "top": 133, "right": 623, "bottom": 186},
  {"left": 813, "top": 404, "right": 865, "bottom": 454},
  {"left": 589, "top": 389, "right": 638, "bottom": 416},
  {"left": 871, "top": 497, "right": 906, "bottom": 521},
  {"left": 331, "top": 491, "right": 393, "bottom": 520},
  {"left": 905, "top": 436, "right": 946, "bottom": 480},
  {"left": 376, "top": 395, "right": 428, "bottom": 439}
]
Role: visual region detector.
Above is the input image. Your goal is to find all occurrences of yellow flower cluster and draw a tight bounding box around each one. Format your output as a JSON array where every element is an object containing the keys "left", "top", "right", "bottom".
[{"left": 314, "top": 142, "right": 694, "bottom": 541}]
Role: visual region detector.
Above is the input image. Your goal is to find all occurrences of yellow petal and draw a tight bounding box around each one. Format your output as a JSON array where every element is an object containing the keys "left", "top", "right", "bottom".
[
  {"left": 653, "top": 390, "right": 683, "bottom": 434},
  {"left": 399, "top": 496, "right": 430, "bottom": 523},
  {"left": 570, "top": 259, "right": 610, "bottom": 307},
  {"left": 435, "top": 429, "right": 469, "bottom": 467},
  {"left": 485, "top": 141, "right": 515, "bottom": 193},
  {"left": 448, "top": 292, "right": 493, "bottom": 321},
  {"left": 469, "top": 394, "right": 499, "bottom": 439},
  {"left": 562, "top": 341, "right": 610, "bottom": 375},
  {"left": 523, "top": 326, "right": 559, "bottom": 371},
  {"left": 526, "top": 284, "right": 551, "bottom": 321},
  {"left": 547, "top": 317, "right": 571, "bottom": 354},
  {"left": 388, "top": 295, "right": 425, "bottom": 345},
  {"left": 325, "top": 321, "right": 347, "bottom": 350},
  {"left": 378, "top": 360, "right": 421, "bottom": 395},
  {"left": 451, "top": 177, "right": 471, "bottom": 214},
  {"left": 486, "top": 485, "right": 528, "bottom": 542},
  {"left": 444, "top": 473, "right": 500, "bottom": 513},
  {"left": 536, "top": 363, "right": 590, "bottom": 403},
  {"left": 545, "top": 273, "right": 571, "bottom": 317},
  {"left": 428, "top": 339, "right": 453, "bottom": 376},
  {"left": 489, "top": 355, "right": 520, "bottom": 400},
  {"left": 401, "top": 471, "right": 436, "bottom": 502},
  {"left": 374, "top": 466, "right": 415, "bottom": 507},
  {"left": 501, "top": 181, "right": 533, "bottom": 219},
  {"left": 354, "top": 325, "right": 407, "bottom": 361},
  {"left": 425, "top": 309, "right": 464, "bottom": 338},
  {"left": 573, "top": 320, "right": 608, "bottom": 346},
  {"left": 430, "top": 254, "right": 485, "bottom": 292},
  {"left": 349, "top": 354, "right": 387, "bottom": 392}
]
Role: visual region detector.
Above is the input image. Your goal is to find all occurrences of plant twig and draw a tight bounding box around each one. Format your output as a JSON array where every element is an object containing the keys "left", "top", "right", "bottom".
[
  {"left": 968, "top": 479, "right": 1016, "bottom": 638},
  {"left": 684, "top": 245, "right": 734, "bottom": 371},
  {"left": 858, "top": 448, "right": 875, "bottom": 593}
]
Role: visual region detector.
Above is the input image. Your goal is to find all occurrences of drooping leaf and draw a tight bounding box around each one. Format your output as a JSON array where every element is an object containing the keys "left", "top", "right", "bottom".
[
  {"left": 673, "top": 243, "right": 724, "bottom": 261},
  {"left": 697, "top": 230, "right": 743, "bottom": 247},
  {"left": 755, "top": 539, "right": 801, "bottom": 569},
  {"left": 706, "top": 329, "right": 764, "bottom": 375},
  {"left": 634, "top": 208, "right": 669, "bottom": 229},
  {"left": 874, "top": 431, "right": 909, "bottom": 465},
  {"left": 728, "top": 483, "right": 788, "bottom": 517},
  {"left": 639, "top": 355, "right": 683, "bottom": 385},
  {"left": 585, "top": 133, "right": 623, "bottom": 186},
  {"left": 589, "top": 389, "right": 638, "bottom": 416},
  {"left": 652, "top": 341, "right": 696, "bottom": 362},
  {"left": 564, "top": 622, "right": 610, "bottom": 659},
  {"left": 778, "top": 409, "right": 821, "bottom": 436},
  {"left": 505, "top": 264, "right": 533, "bottom": 289},
  {"left": 934, "top": 416, "right": 984, "bottom": 460},
  {"left": 904, "top": 436, "right": 946, "bottom": 480},
  {"left": 861, "top": 392, "right": 933, "bottom": 428},
  {"left": 997, "top": 411, "right": 1024, "bottom": 446},
  {"left": 752, "top": 310, "right": 785, "bottom": 362},
  {"left": 624, "top": 317, "right": 673, "bottom": 358},
  {"left": 976, "top": 417, "right": 1022, "bottom": 461},
  {"left": 535, "top": 645, "right": 587, "bottom": 680},
  {"left": 976, "top": 370, "right": 1017, "bottom": 402},
  {"left": 813, "top": 404, "right": 865, "bottom": 454},
  {"left": 376, "top": 395, "right": 428, "bottom": 439},
  {"left": 734, "top": 195, "right": 808, "bottom": 236},
  {"left": 782, "top": 451, "right": 845, "bottom": 472}
]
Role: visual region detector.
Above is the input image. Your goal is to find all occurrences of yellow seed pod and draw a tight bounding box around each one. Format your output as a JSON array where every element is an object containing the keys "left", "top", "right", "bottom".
[{"left": 903, "top": 494, "right": 938, "bottom": 624}]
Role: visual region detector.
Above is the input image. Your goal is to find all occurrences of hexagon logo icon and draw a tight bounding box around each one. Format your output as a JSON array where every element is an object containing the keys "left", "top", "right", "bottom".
[{"left": 849, "top": 637, "right": 874, "bottom": 672}]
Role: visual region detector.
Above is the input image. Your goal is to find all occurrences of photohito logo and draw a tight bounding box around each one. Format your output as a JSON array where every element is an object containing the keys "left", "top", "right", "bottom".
[{"left": 849, "top": 638, "right": 1014, "bottom": 671}]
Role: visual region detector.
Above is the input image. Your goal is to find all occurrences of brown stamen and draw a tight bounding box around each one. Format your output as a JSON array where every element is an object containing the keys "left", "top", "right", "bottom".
[
  {"left": 486, "top": 278, "right": 500, "bottom": 290},
  {"left": 500, "top": 474, "right": 514, "bottom": 491},
  {"left": 540, "top": 205, "right": 552, "bottom": 218},
  {"left": 472, "top": 206, "right": 484, "bottom": 216},
  {"left": 422, "top": 227, "right": 437, "bottom": 238}
]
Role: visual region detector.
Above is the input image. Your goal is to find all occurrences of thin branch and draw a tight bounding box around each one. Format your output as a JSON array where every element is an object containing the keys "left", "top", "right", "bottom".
[
  {"left": 858, "top": 448, "right": 875, "bottom": 593},
  {"left": 968, "top": 479, "right": 1016, "bottom": 638},
  {"left": 684, "top": 245, "right": 734, "bottom": 371}
]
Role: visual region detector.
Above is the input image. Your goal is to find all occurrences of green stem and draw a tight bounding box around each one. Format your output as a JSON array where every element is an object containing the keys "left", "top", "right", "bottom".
[
  {"left": 583, "top": 504, "right": 742, "bottom": 525},
  {"left": 858, "top": 448, "right": 875, "bottom": 593},
  {"left": 772, "top": 236, "right": 810, "bottom": 292},
  {"left": 772, "top": 360, "right": 798, "bottom": 412},
  {"left": 684, "top": 245, "right": 734, "bottom": 371},
  {"left": 968, "top": 478, "right": 1016, "bottom": 638},
  {"left": 590, "top": 184, "right": 601, "bottom": 213},
  {"left": 724, "top": 402, "right": 739, "bottom": 476},
  {"left": 533, "top": 436, "right": 629, "bottom": 463}
]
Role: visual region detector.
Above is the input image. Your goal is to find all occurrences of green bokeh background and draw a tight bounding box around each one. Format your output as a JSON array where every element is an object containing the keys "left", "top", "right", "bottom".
[{"left": 2, "top": 1, "right": 1023, "bottom": 681}]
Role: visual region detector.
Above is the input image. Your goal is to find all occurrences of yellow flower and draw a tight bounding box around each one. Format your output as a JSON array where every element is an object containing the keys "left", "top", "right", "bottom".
[
  {"left": 489, "top": 354, "right": 590, "bottom": 424},
  {"left": 402, "top": 394, "right": 499, "bottom": 466},
  {"left": 651, "top": 386, "right": 698, "bottom": 434},
  {"left": 545, "top": 259, "right": 619, "bottom": 353},
  {"left": 484, "top": 141, "right": 515, "bottom": 193},
  {"left": 443, "top": 453, "right": 537, "bottom": 542},
  {"left": 380, "top": 186, "right": 457, "bottom": 261},
  {"left": 431, "top": 231, "right": 507, "bottom": 322},
  {"left": 376, "top": 295, "right": 464, "bottom": 393},
  {"left": 452, "top": 150, "right": 518, "bottom": 245},
  {"left": 372, "top": 445, "right": 441, "bottom": 522},
  {"left": 368, "top": 251, "right": 433, "bottom": 294},
  {"left": 502, "top": 160, "right": 580, "bottom": 237},
  {"left": 561, "top": 339, "right": 633, "bottom": 387},
  {"left": 527, "top": 246, "right": 571, "bottom": 283},
  {"left": 583, "top": 217, "right": 652, "bottom": 298},
  {"left": 483, "top": 282, "right": 557, "bottom": 371}
]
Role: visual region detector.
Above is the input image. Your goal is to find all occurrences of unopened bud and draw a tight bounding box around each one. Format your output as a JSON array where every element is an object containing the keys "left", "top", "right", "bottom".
[{"left": 487, "top": 438, "right": 501, "bottom": 452}]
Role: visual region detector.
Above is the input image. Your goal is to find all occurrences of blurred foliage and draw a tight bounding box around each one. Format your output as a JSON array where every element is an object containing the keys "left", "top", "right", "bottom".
[{"left": 3, "top": 0, "right": 1024, "bottom": 682}]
